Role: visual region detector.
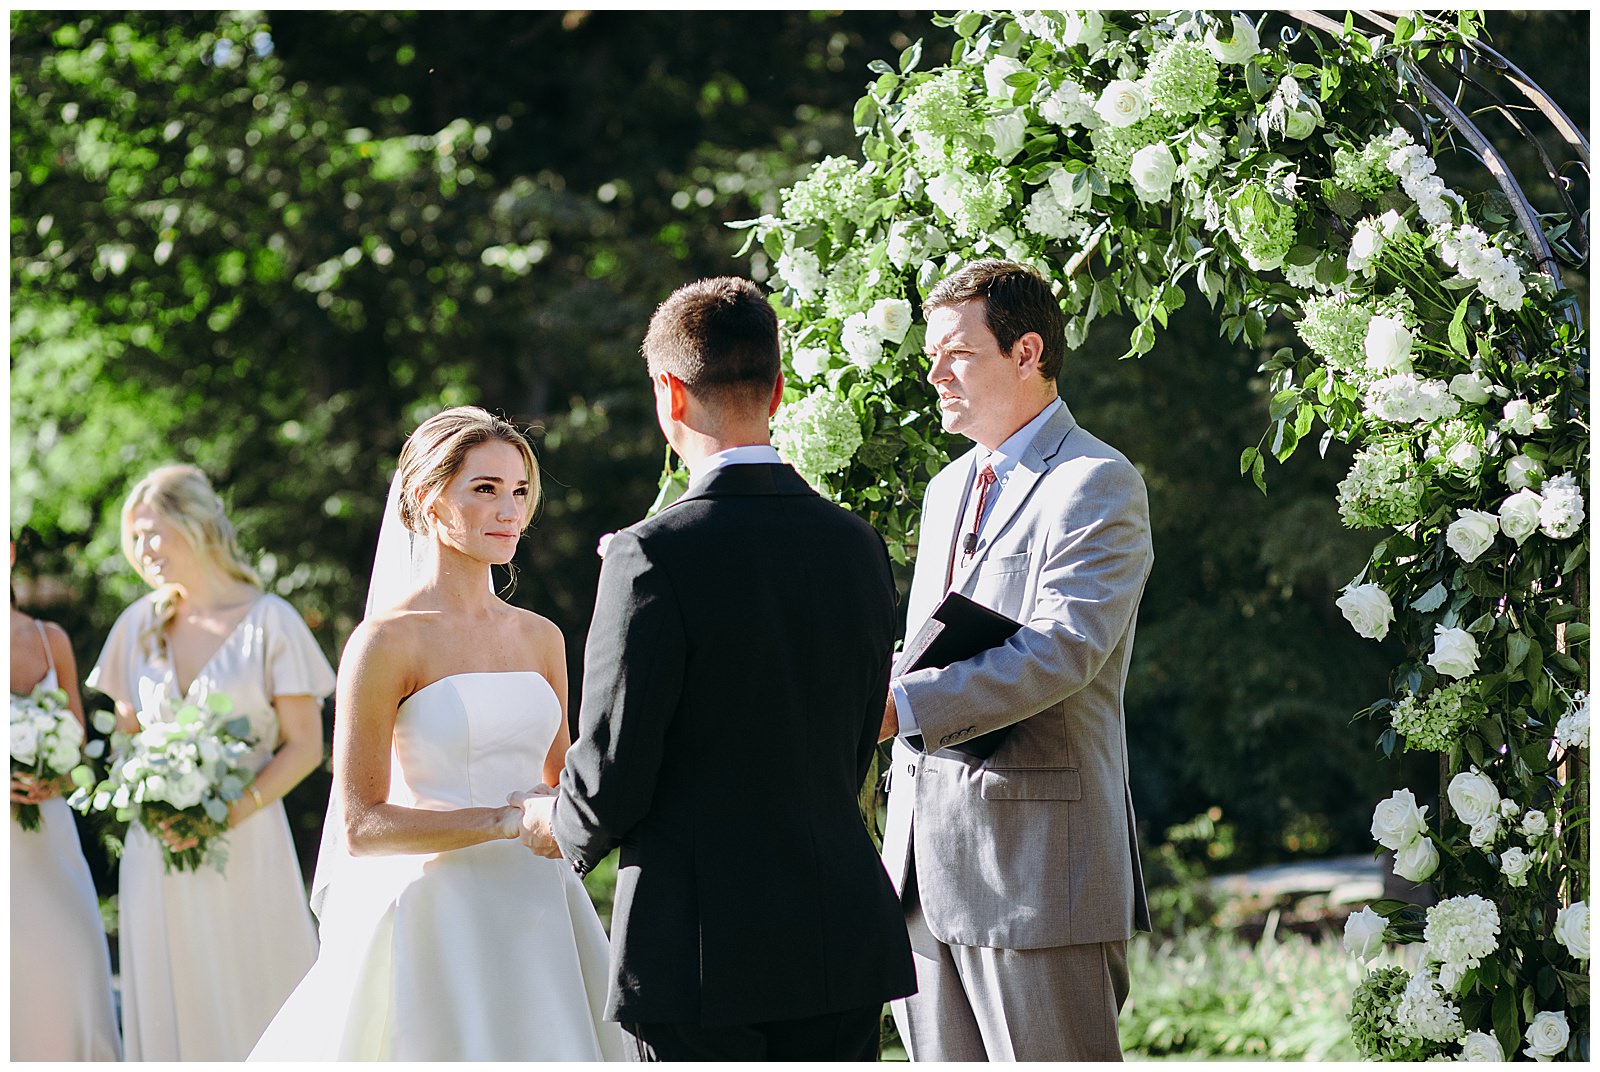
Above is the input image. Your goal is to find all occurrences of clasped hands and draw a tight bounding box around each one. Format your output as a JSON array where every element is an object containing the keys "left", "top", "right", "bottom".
[{"left": 503, "top": 785, "right": 562, "bottom": 859}]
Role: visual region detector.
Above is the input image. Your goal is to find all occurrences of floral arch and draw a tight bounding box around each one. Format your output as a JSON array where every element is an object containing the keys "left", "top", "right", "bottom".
[{"left": 727, "top": 9, "right": 1588, "bottom": 1061}]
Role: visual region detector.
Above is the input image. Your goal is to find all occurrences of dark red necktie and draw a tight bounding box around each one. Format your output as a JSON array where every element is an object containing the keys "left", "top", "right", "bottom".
[{"left": 946, "top": 463, "right": 998, "bottom": 591}]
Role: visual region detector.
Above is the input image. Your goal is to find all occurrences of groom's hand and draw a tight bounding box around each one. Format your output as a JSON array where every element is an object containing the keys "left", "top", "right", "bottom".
[
  {"left": 510, "top": 788, "right": 564, "bottom": 858},
  {"left": 878, "top": 690, "right": 898, "bottom": 742}
]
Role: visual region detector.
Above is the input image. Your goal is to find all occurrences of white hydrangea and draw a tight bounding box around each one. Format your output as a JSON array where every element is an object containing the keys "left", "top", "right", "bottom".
[
  {"left": 1385, "top": 128, "right": 1463, "bottom": 228},
  {"left": 775, "top": 248, "right": 826, "bottom": 303},
  {"left": 1363, "top": 373, "right": 1459, "bottom": 424},
  {"left": 1439, "top": 224, "right": 1527, "bottom": 311},
  {"left": 1022, "top": 182, "right": 1091, "bottom": 242},
  {"left": 1537, "top": 473, "right": 1585, "bottom": 539},
  {"left": 1555, "top": 692, "right": 1589, "bottom": 750},
  {"left": 1347, "top": 210, "right": 1410, "bottom": 273},
  {"left": 1038, "top": 77, "right": 1100, "bottom": 130},
  {"left": 771, "top": 389, "right": 864, "bottom": 484},
  {"left": 1395, "top": 967, "right": 1465, "bottom": 1043},
  {"left": 1425, "top": 895, "right": 1501, "bottom": 975}
]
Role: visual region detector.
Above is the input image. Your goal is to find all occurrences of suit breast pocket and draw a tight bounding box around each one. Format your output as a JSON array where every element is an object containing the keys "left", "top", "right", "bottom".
[
  {"left": 972, "top": 553, "right": 1031, "bottom": 613},
  {"left": 979, "top": 767, "right": 1082, "bottom": 801}
]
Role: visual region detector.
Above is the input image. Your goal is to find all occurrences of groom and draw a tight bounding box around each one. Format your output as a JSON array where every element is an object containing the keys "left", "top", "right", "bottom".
[{"left": 521, "top": 276, "right": 916, "bottom": 1060}]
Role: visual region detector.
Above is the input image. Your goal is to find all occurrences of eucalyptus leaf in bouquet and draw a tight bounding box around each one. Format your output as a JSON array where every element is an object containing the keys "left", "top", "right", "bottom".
[
  {"left": 9, "top": 685, "right": 90, "bottom": 831},
  {"left": 70, "top": 691, "right": 258, "bottom": 873}
]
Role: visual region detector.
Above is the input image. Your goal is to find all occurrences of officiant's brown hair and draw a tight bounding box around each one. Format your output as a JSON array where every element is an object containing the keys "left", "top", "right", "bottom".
[
  {"left": 924, "top": 259, "right": 1067, "bottom": 382},
  {"left": 643, "top": 276, "right": 779, "bottom": 404}
]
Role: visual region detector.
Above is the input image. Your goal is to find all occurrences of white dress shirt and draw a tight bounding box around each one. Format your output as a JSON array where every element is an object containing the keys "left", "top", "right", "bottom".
[{"left": 894, "top": 398, "right": 1063, "bottom": 736}]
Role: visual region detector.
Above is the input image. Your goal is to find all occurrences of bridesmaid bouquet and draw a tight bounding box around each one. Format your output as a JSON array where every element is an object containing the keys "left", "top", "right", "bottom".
[
  {"left": 71, "top": 692, "right": 257, "bottom": 873},
  {"left": 9, "top": 685, "right": 89, "bottom": 831}
]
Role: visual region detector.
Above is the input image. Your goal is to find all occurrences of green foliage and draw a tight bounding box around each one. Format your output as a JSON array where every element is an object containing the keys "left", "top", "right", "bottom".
[{"left": 1121, "top": 927, "right": 1371, "bottom": 1060}]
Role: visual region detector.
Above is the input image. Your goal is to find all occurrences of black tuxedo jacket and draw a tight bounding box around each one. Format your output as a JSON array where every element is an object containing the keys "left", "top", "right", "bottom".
[{"left": 550, "top": 462, "right": 916, "bottom": 1026}]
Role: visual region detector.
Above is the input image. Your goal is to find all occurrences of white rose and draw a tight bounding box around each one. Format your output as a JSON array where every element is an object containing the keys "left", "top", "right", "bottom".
[
  {"left": 1394, "top": 834, "right": 1440, "bottom": 882},
  {"left": 1372, "top": 788, "right": 1430, "bottom": 850},
  {"left": 983, "top": 56, "right": 1027, "bottom": 100},
  {"left": 1523, "top": 1010, "right": 1569, "bottom": 1060},
  {"left": 10, "top": 719, "right": 40, "bottom": 766},
  {"left": 1458, "top": 1031, "right": 1504, "bottom": 1061},
  {"left": 1348, "top": 221, "right": 1385, "bottom": 268},
  {"left": 1447, "top": 768, "right": 1500, "bottom": 825},
  {"left": 1444, "top": 439, "right": 1482, "bottom": 472},
  {"left": 1554, "top": 902, "right": 1589, "bottom": 960},
  {"left": 1500, "top": 398, "right": 1549, "bottom": 436},
  {"left": 1498, "top": 489, "right": 1543, "bottom": 545},
  {"left": 1337, "top": 583, "right": 1394, "bottom": 641},
  {"left": 1095, "top": 80, "right": 1150, "bottom": 129},
  {"left": 1504, "top": 453, "right": 1546, "bottom": 491},
  {"left": 1468, "top": 813, "right": 1501, "bottom": 849},
  {"left": 1520, "top": 810, "right": 1549, "bottom": 839},
  {"left": 866, "top": 298, "right": 913, "bottom": 346},
  {"left": 1446, "top": 510, "right": 1500, "bottom": 564},
  {"left": 1499, "top": 845, "right": 1533, "bottom": 886},
  {"left": 1363, "top": 315, "right": 1415, "bottom": 373},
  {"left": 1500, "top": 797, "right": 1521, "bottom": 818},
  {"left": 986, "top": 110, "right": 1028, "bottom": 164},
  {"left": 1449, "top": 372, "right": 1494, "bottom": 404},
  {"left": 1046, "top": 166, "right": 1094, "bottom": 213},
  {"left": 46, "top": 739, "right": 79, "bottom": 774},
  {"left": 163, "top": 769, "right": 208, "bottom": 811},
  {"left": 1128, "top": 143, "right": 1178, "bottom": 204},
  {"left": 840, "top": 314, "right": 883, "bottom": 370},
  {"left": 1428, "top": 625, "right": 1480, "bottom": 680},
  {"left": 1060, "top": 10, "right": 1105, "bottom": 50},
  {"left": 1205, "top": 13, "right": 1261, "bottom": 64},
  {"left": 886, "top": 221, "right": 919, "bottom": 269},
  {"left": 789, "top": 346, "right": 831, "bottom": 383},
  {"left": 1283, "top": 106, "right": 1320, "bottom": 140},
  {"left": 1343, "top": 906, "right": 1387, "bottom": 961}
]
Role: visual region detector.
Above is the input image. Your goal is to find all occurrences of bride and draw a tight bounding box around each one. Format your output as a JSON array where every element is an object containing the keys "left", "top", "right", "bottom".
[{"left": 250, "top": 406, "right": 630, "bottom": 1060}]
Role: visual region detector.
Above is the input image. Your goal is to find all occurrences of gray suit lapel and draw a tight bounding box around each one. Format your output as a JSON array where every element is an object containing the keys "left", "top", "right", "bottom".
[{"left": 953, "top": 403, "right": 1078, "bottom": 589}]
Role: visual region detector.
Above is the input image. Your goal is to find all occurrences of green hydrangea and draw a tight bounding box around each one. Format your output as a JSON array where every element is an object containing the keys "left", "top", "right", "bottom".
[
  {"left": 1297, "top": 293, "right": 1373, "bottom": 373},
  {"left": 772, "top": 389, "right": 865, "bottom": 485},
  {"left": 782, "top": 155, "right": 877, "bottom": 230},
  {"left": 1338, "top": 440, "right": 1425, "bottom": 529},
  {"left": 1089, "top": 114, "right": 1175, "bottom": 185},
  {"left": 1391, "top": 682, "right": 1486, "bottom": 752},
  {"left": 1224, "top": 181, "right": 1299, "bottom": 271},
  {"left": 821, "top": 242, "right": 896, "bottom": 321},
  {"left": 1349, "top": 968, "right": 1448, "bottom": 1062},
  {"left": 901, "top": 69, "right": 981, "bottom": 173},
  {"left": 1333, "top": 137, "right": 1400, "bottom": 199},
  {"left": 1145, "top": 39, "right": 1220, "bottom": 116}
]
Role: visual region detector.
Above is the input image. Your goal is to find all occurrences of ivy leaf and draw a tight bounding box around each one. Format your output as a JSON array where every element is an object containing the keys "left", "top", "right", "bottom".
[
  {"left": 1448, "top": 295, "right": 1472, "bottom": 355},
  {"left": 1413, "top": 583, "right": 1448, "bottom": 613}
]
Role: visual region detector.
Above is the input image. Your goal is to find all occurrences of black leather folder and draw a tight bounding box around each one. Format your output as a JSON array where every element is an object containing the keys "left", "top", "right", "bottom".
[{"left": 895, "top": 591, "right": 1022, "bottom": 758}]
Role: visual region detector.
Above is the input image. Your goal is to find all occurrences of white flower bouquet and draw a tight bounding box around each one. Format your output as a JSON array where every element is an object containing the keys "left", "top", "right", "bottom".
[
  {"left": 9, "top": 685, "right": 88, "bottom": 831},
  {"left": 71, "top": 692, "right": 256, "bottom": 873}
]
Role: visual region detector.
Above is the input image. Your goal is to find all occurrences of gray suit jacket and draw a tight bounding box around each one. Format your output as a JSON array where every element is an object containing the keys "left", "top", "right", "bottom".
[{"left": 882, "top": 401, "right": 1153, "bottom": 950}]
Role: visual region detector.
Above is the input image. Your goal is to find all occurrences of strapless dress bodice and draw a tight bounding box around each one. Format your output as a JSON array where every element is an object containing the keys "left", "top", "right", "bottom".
[{"left": 393, "top": 672, "right": 559, "bottom": 811}]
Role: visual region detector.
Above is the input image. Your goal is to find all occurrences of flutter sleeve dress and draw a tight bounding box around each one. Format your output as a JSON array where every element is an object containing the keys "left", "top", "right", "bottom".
[{"left": 88, "top": 591, "right": 335, "bottom": 1061}]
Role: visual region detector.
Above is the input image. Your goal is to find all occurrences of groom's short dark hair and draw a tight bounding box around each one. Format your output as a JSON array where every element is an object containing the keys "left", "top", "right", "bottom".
[
  {"left": 924, "top": 259, "right": 1067, "bottom": 382},
  {"left": 643, "top": 276, "right": 780, "bottom": 403}
]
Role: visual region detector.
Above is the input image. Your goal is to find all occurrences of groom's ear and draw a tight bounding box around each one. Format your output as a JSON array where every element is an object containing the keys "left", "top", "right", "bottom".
[
  {"left": 766, "top": 372, "right": 784, "bottom": 418},
  {"left": 661, "top": 371, "right": 691, "bottom": 422}
]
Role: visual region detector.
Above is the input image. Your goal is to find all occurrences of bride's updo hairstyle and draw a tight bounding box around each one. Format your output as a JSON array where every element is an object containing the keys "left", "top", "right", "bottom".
[
  {"left": 119, "top": 464, "right": 262, "bottom": 657},
  {"left": 396, "top": 406, "right": 541, "bottom": 536}
]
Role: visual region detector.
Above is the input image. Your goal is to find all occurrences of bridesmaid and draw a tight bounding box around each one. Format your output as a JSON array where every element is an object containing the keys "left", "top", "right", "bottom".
[
  {"left": 10, "top": 545, "right": 123, "bottom": 1061},
  {"left": 87, "top": 464, "right": 335, "bottom": 1060}
]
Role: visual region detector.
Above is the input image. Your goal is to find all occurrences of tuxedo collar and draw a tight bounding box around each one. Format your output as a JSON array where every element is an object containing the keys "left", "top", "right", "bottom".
[{"left": 672, "top": 462, "right": 816, "bottom": 506}]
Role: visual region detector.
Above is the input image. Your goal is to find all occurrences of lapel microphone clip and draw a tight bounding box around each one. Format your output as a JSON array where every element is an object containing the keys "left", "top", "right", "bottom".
[{"left": 963, "top": 532, "right": 978, "bottom": 556}]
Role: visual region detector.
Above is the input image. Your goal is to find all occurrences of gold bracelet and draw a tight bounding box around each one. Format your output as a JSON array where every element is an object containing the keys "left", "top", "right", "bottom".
[{"left": 248, "top": 785, "right": 265, "bottom": 810}]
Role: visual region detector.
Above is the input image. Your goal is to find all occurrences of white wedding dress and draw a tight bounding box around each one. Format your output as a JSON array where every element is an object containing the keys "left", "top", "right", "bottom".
[{"left": 249, "top": 671, "right": 630, "bottom": 1060}]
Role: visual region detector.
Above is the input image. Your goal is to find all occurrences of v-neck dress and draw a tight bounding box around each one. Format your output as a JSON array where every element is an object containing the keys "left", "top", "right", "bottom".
[
  {"left": 10, "top": 622, "right": 123, "bottom": 1061},
  {"left": 88, "top": 592, "right": 336, "bottom": 1061}
]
